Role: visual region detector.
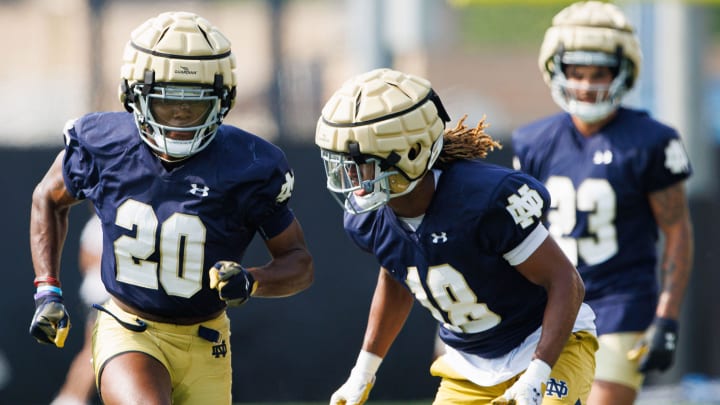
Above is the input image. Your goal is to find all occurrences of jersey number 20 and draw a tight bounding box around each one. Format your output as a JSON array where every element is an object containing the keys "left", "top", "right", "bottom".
[{"left": 113, "top": 199, "right": 206, "bottom": 298}]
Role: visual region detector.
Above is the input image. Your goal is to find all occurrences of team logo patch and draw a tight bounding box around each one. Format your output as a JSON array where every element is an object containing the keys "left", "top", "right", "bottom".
[
  {"left": 276, "top": 171, "right": 294, "bottom": 203},
  {"left": 545, "top": 377, "right": 569, "bottom": 399},
  {"left": 664, "top": 139, "right": 690, "bottom": 174},
  {"left": 505, "top": 184, "right": 544, "bottom": 229},
  {"left": 212, "top": 340, "right": 228, "bottom": 358}
]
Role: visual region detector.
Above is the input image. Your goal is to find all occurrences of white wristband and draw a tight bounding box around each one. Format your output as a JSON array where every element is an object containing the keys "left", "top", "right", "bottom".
[
  {"left": 352, "top": 350, "right": 383, "bottom": 375},
  {"left": 524, "top": 358, "right": 552, "bottom": 382}
]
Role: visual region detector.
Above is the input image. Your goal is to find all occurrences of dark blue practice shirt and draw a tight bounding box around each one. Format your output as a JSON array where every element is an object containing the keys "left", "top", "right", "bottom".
[
  {"left": 62, "top": 111, "right": 296, "bottom": 318},
  {"left": 344, "top": 160, "right": 552, "bottom": 358},
  {"left": 513, "top": 107, "right": 692, "bottom": 334}
]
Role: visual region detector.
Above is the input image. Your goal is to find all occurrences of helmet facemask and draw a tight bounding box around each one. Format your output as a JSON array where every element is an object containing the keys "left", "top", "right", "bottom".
[
  {"left": 550, "top": 50, "right": 630, "bottom": 124},
  {"left": 125, "top": 74, "right": 230, "bottom": 161},
  {"left": 320, "top": 135, "right": 443, "bottom": 214},
  {"left": 321, "top": 150, "right": 394, "bottom": 214}
]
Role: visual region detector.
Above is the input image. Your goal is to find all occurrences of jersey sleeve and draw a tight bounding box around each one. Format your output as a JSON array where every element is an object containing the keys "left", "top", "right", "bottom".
[
  {"left": 245, "top": 155, "right": 297, "bottom": 240},
  {"left": 343, "top": 211, "right": 375, "bottom": 253},
  {"left": 511, "top": 130, "right": 530, "bottom": 172},
  {"left": 641, "top": 130, "right": 693, "bottom": 193},
  {"left": 61, "top": 117, "right": 100, "bottom": 200},
  {"left": 477, "top": 172, "right": 551, "bottom": 265}
]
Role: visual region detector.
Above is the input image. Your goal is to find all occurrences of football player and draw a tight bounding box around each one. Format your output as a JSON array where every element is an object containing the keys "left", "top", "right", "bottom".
[
  {"left": 512, "top": 2, "right": 693, "bottom": 404},
  {"left": 29, "top": 11, "right": 313, "bottom": 405},
  {"left": 316, "top": 68, "right": 598, "bottom": 405}
]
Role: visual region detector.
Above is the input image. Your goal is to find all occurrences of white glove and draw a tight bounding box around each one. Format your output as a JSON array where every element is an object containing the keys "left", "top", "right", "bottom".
[
  {"left": 491, "top": 359, "right": 551, "bottom": 405},
  {"left": 330, "top": 350, "right": 382, "bottom": 405}
]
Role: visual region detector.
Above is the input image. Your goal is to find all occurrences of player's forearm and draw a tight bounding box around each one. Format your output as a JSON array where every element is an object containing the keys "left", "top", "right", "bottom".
[
  {"left": 30, "top": 152, "right": 80, "bottom": 280},
  {"left": 361, "top": 268, "right": 414, "bottom": 358},
  {"left": 534, "top": 271, "right": 584, "bottom": 367},
  {"left": 248, "top": 248, "right": 313, "bottom": 297},
  {"left": 30, "top": 185, "right": 71, "bottom": 279},
  {"left": 657, "top": 218, "right": 693, "bottom": 319},
  {"left": 649, "top": 182, "right": 693, "bottom": 319}
]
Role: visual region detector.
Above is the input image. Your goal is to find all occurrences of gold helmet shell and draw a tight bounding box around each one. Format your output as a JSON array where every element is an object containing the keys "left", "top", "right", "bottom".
[
  {"left": 538, "top": 1, "right": 642, "bottom": 89},
  {"left": 119, "top": 11, "right": 236, "bottom": 104},
  {"left": 315, "top": 68, "right": 449, "bottom": 184}
]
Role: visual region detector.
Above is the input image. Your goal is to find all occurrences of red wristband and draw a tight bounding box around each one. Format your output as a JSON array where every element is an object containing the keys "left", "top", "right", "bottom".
[{"left": 34, "top": 276, "right": 61, "bottom": 287}]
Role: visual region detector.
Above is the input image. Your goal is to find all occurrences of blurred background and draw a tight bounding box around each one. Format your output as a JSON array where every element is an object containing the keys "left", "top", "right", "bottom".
[{"left": 1, "top": 0, "right": 719, "bottom": 403}]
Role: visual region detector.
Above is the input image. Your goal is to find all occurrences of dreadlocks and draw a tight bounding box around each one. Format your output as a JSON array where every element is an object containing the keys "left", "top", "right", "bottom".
[{"left": 437, "top": 114, "right": 502, "bottom": 165}]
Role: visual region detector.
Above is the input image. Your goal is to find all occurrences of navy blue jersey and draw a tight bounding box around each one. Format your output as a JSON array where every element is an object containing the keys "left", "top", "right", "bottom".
[
  {"left": 62, "top": 112, "right": 296, "bottom": 318},
  {"left": 344, "top": 160, "right": 552, "bottom": 358},
  {"left": 513, "top": 107, "right": 692, "bottom": 334}
]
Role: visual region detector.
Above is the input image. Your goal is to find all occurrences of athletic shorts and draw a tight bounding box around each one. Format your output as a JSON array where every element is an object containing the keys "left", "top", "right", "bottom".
[
  {"left": 91, "top": 299, "right": 232, "bottom": 404},
  {"left": 430, "top": 331, "right": 598, "bottom": 404},
  {"left": 594, "top": 332, "right": 645, "bottom": 390}
]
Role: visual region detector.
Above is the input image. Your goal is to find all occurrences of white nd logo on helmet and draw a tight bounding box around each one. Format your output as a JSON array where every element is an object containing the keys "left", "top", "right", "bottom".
[
  {"left": 119, "top": 11, "right": 237, "bottom": 161},
  {"left": 315, "top": 68, "right": 450, "bottom": 214}
]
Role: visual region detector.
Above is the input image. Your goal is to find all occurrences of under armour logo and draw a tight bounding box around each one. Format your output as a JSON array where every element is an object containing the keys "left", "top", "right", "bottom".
[
  {"left": 212, "top": 340, "right": 228, "bottom": 358},
  {"left": 276, "top": 171, "right": 294, "bottom": 203},
  {"left": 664, "top": 139, "right": 690, "bottom": 174},
  {"left": 531, "top": 387, "right": 542, "bottom": 404},
  {"left": 505, "top": 184, "right": 544, "bottom": 229},
  {"left": 431, "top": 232, "right": 448, "bottom": 244},
  {"left": 189, "top": 184, "right": 209, "bottom": 197},
  {"left": 593, "top": 150, "right": 612, "bottom": 164},
  {"left": 665, "top": 332, "right": 677, "bottom": 350},
  {"left": 545, "top": 378, "right": 569, "bottom": 398}
]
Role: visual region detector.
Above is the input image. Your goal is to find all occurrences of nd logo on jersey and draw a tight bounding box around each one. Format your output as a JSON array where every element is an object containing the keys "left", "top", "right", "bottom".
[
  {"left": 276, "top": 171, "right": 294, "bottom": 203},
  {"left": 664, "top": 139, "right": 690, "bottom": 174},
  {"left": 505, "top": 184, "right": 544, "bottom": 229}
]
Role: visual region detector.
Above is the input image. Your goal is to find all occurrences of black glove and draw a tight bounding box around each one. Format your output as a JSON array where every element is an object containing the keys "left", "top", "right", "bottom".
[
  {"left": 209, "top": 261, "right": 256, "bottom": 306},
  {"left": 29, "top": 291, "right": 71, "bottom": 348},
  {"left": 629, "top": 317, "right": 678, "bottom": 373}
]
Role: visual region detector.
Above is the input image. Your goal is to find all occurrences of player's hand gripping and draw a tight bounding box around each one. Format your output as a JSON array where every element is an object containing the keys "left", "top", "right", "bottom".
[
  {"left": 29, "top": 289, "right": 71, "bottom": 348},
  {"left": 491, "top": 359, "right": 551, "bottom": 405},
  {"left": 209, "top": 261, "right": 257, "bottom": 306},
  {"left": 627, "top": 317, "right": 678, "bottom": 373},
  {"left": 330, "top": 351, "right": 382, "bottom": 405}
]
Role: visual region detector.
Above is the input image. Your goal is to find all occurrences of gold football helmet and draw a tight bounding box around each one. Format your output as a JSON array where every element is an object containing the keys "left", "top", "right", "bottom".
[
  {"left": 539, "top": 1, "right": 642, "bottom": 123},
  {"left": 315, "top": 68, "right": 450, "bottom": 214},
  {"left": 119, "top": 11, "right": 237, "bottom": 161}
]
